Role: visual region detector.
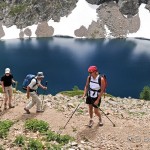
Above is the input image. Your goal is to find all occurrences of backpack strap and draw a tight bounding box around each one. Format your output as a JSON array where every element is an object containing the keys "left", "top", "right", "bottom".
[
  {"left": 30, "top": 78, "right": 38, "bottom": 91},
  {"left": 88, "top": 75, "right": 101, "bottom": 97},
  {"left": 99, "top": 74, "right": 107, "bottom": 98}
]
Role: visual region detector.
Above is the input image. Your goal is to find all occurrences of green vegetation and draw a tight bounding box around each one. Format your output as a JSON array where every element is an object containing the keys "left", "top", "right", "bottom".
[
  {"left": 128, "top": 111, "right": 146, "bottom": 116},
  {"left": 0, "top": 2, "right": 7, "bottom": 9},
  {"left": 140, "top": 86, "right": 150, "bottom": 100},
  {"left": 77, "top": 108, "right": 84, "bottom": 114},
  {"left": 14, "top": 135, "right": 26, "bottom": 146},
  {"left": 60, "top": 86, "right": 83, "bottom": 97},
  {"left": 23, "top": 119, "right": 74, "bottom": 149},
  {"left": 9, "top": 4, "right": 28, "bottom": 16},
  {"left": 0, "top": 120, "right": 14, "bottom": 138},
  {"left": 44, "top": 130, "right": 74, "bottom": 145},
  {"left": 25, "top": 119, "right": 49, "bottom": 133},
  {"left": 45, "top": 143, "right": 62, "bottom": 150},
  {"left": 27, "top": 138, "right": 43, "bottom": 150},
  {"left": 0, "top": 145, "right": 4, "bottom": 150},
  {"left": 0, "top": 86, "right": 2, "bottom": 93}
]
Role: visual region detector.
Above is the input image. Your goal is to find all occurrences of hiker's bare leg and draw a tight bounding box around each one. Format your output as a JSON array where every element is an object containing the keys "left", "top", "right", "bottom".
[
  {"left": 94, "top": 107, "right": 102, "bottom": 122},
  {"left": 88, "top": 104, "right": 94, "bottom": 126},
  {"left": 89, "top": 104, "right": 93, "bottom": 119}
]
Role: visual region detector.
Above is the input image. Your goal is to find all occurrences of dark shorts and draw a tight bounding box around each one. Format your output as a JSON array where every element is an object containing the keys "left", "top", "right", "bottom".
[{"left": 86, "top": 96, "right": 101, "bottom": 108}]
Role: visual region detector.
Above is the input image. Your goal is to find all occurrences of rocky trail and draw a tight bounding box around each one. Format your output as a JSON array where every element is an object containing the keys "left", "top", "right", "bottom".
[{"left": 0, "top": 92, "right": 150, "bottom": 150}]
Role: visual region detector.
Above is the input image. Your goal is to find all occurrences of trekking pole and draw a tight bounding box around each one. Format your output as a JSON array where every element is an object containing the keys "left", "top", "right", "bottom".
[
  {"left": 41, "top": 81, "right": 48, "bottom": 110},
  {"left": 0, "top": 95, "right": 4, "bottom": 110},
  {"left": 99, "top": 107, "right": 115, "bottom": 127},
  {"left": 0, "top": 88, "right": 5, "bottom": 110},
  {"left": 58, "top": 100, "right": 83, "bottom": 135},
  {"left": 63, "top": 99, "right": 83, "bottom": 130},
  {"left": 93, "top": 104, "right": 116, "bottom": 127},
  {"left": 13, "top": 81, "right": 18, "bottom": 106}
]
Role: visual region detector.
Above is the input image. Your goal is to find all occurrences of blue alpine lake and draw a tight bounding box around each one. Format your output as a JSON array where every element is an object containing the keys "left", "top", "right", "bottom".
[{"left": 0, "top": 37, "right": 150, "bottom": 98}]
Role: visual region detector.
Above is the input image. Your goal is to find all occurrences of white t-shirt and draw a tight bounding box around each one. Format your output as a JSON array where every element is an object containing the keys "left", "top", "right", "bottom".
[
  {"left": 89, "top": 75, "right": 101, "bottom": 98},
  {"left": 28, "top": 77, "right": 40, "bottom": 90}
]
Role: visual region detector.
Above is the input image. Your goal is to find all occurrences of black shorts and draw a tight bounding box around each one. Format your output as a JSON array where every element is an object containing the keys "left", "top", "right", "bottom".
[{"left": 86, "top": 96, "right": 101, "bottom": 108}]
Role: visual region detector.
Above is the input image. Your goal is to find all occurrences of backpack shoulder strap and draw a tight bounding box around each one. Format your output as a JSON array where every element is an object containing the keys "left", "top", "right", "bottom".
[
  {"left": 30, "top": 78, "right": 38, "bottom": 88},
  {"left": 33, "top": 78, "right": 38, "bottom": 87},
  {"left": 88, "top": 75, "right": 91, "bottom": 83},
  {"left": 98, "top": 74, "right": 102, "bottom": 86}
]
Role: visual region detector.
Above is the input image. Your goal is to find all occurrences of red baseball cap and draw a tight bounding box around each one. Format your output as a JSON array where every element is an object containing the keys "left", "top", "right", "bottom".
[{"left": 88, "top": 66, "right": 98, "bottom": 72}]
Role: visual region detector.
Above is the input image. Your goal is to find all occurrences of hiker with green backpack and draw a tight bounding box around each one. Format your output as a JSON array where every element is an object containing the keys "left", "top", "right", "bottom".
[
  {"left": 23, "top": 72, "right": 47, "bottom": 114},
  {"left": 82, "top": 66, "right": 106, "bottom": 127}
]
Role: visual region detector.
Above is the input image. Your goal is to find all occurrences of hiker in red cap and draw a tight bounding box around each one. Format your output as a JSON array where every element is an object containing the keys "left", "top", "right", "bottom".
[{"left": 82, "top": 66, "right": 105, "bottom": 127}]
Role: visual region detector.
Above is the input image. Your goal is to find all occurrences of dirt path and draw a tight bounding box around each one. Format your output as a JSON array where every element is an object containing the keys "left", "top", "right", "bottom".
[{"left": 0, "top": 95, "right": 150, "bottom": 150}]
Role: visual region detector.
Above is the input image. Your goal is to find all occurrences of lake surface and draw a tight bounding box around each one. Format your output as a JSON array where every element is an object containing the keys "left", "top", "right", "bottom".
[{"left": 0, "top": 37, "right": 150, "bottom": 98}]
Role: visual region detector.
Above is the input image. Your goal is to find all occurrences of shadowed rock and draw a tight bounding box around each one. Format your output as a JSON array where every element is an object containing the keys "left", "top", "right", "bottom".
[
  {"left": 19, "top": 30, "right": 24, "bottom": 39},
  {"left": 24, "top": 28, "right": 32, "bottom": 37},
  {"left": 0, "top": 21, "right": 5, "bottom": 39},
  {"left": 74, "top": 25, "right": 88, "bottom": 37},
  {"left": 35, "top": 22, "right": 54, "bottom": 37},
  {"left": 96, "top": 1, "right": 140, "bottom": 37}
]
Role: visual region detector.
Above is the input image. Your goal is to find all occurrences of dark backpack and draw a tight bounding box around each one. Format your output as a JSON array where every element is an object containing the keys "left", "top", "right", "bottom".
[
  {"left": 22, "top": 74, "right": 37, "bottom": 90},
  {"left": 89, "top": 74, "right": 107, "bottom": 97}
]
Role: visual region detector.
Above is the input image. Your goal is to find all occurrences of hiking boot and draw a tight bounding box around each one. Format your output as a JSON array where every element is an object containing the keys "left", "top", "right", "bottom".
[
  {"left": 88, "top": 120, "right": 94, "bottom": 128},
  {"left": 24, "top": 108, "right": 30, "bottom": 114},
  {"left": 99, "top": 120, "right": 103, "bottom": 126},
  {"left": 9, "top": 104, "right": 15, "bottom": 109},
  {"left": 36, "top": 110, "right": 44, "bottom": 113}
]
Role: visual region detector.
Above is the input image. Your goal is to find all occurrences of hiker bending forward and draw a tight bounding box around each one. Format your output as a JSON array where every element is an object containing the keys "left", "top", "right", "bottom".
[
  {"left": 24, "top": 72, "right": 47, "bottom": 114},
  {"left": 82, "top": 66, "right": 105, "bottom": 127},
  {"left": 1, "top": 68, "right": 16, "bottom": 109}
]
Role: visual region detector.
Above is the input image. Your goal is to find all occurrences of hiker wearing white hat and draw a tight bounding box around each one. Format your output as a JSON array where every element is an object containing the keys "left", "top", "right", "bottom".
[
  {"left": 1, "top": 68, "right": 16, "bottom": 109},
  {"left": 24, "top": 72, "right": 47, "bottom": 114}
]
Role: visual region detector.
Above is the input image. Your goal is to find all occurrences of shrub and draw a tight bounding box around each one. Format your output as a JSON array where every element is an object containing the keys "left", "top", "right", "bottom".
[
  {"left": 45, "top": 143, "right": 62, "bottom": 150},
  {"left": 0, "top": 120, "right": 14, "bottom": 138},
  {"left": 44, "top": 130, "right": 74, "bottom": 145},
  {"left": 25, "top": 119, "right": 49, "bottom": 133},
  {"left": 27, "top": 139, "right": 43, "bottom": 150},
  {"left": 14, "top": 135, "right": 26, "bottom": 146},
  {"left": 9, "top": 4, "right": 27, "bottom": 16},
  {"left": 0, "top": 145, "right": 4, "bottom": 150},
  {"left": 140, "top": 86, "right": 150, "bottom": 100},
  {"left": 60, "top": 86, "right": 83, "bottom": 97},
  {"left": 72, "top": 86, "right": 79, "bottom": 91}
]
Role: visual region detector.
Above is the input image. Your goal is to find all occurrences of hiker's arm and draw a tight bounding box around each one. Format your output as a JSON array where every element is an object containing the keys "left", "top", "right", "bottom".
[
  {"left": 1, "top": 81, "right": 5, "bottom": 93},
  {"left": 11, "top": 75, "right": 16, "bottom": 84},
  {"left": 38, "top": 83, "right": 47, "bottom": 90},
  {"left": 82, "top": 76, "right": 90, "bottom": 98},
  {"left": 94, "top": 77, "right": 105, "bottom": 105},
  {"left": 27, "top": 86, "right": 30, "bottom": 99},
  {"left": 12, "top": 79, "right": 16, "bottom": 84}
]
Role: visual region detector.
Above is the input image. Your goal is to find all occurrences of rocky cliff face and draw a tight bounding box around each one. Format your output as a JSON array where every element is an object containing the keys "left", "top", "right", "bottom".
[{"left": 0, "top": 0, "right": 150, "bottom": 39}]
